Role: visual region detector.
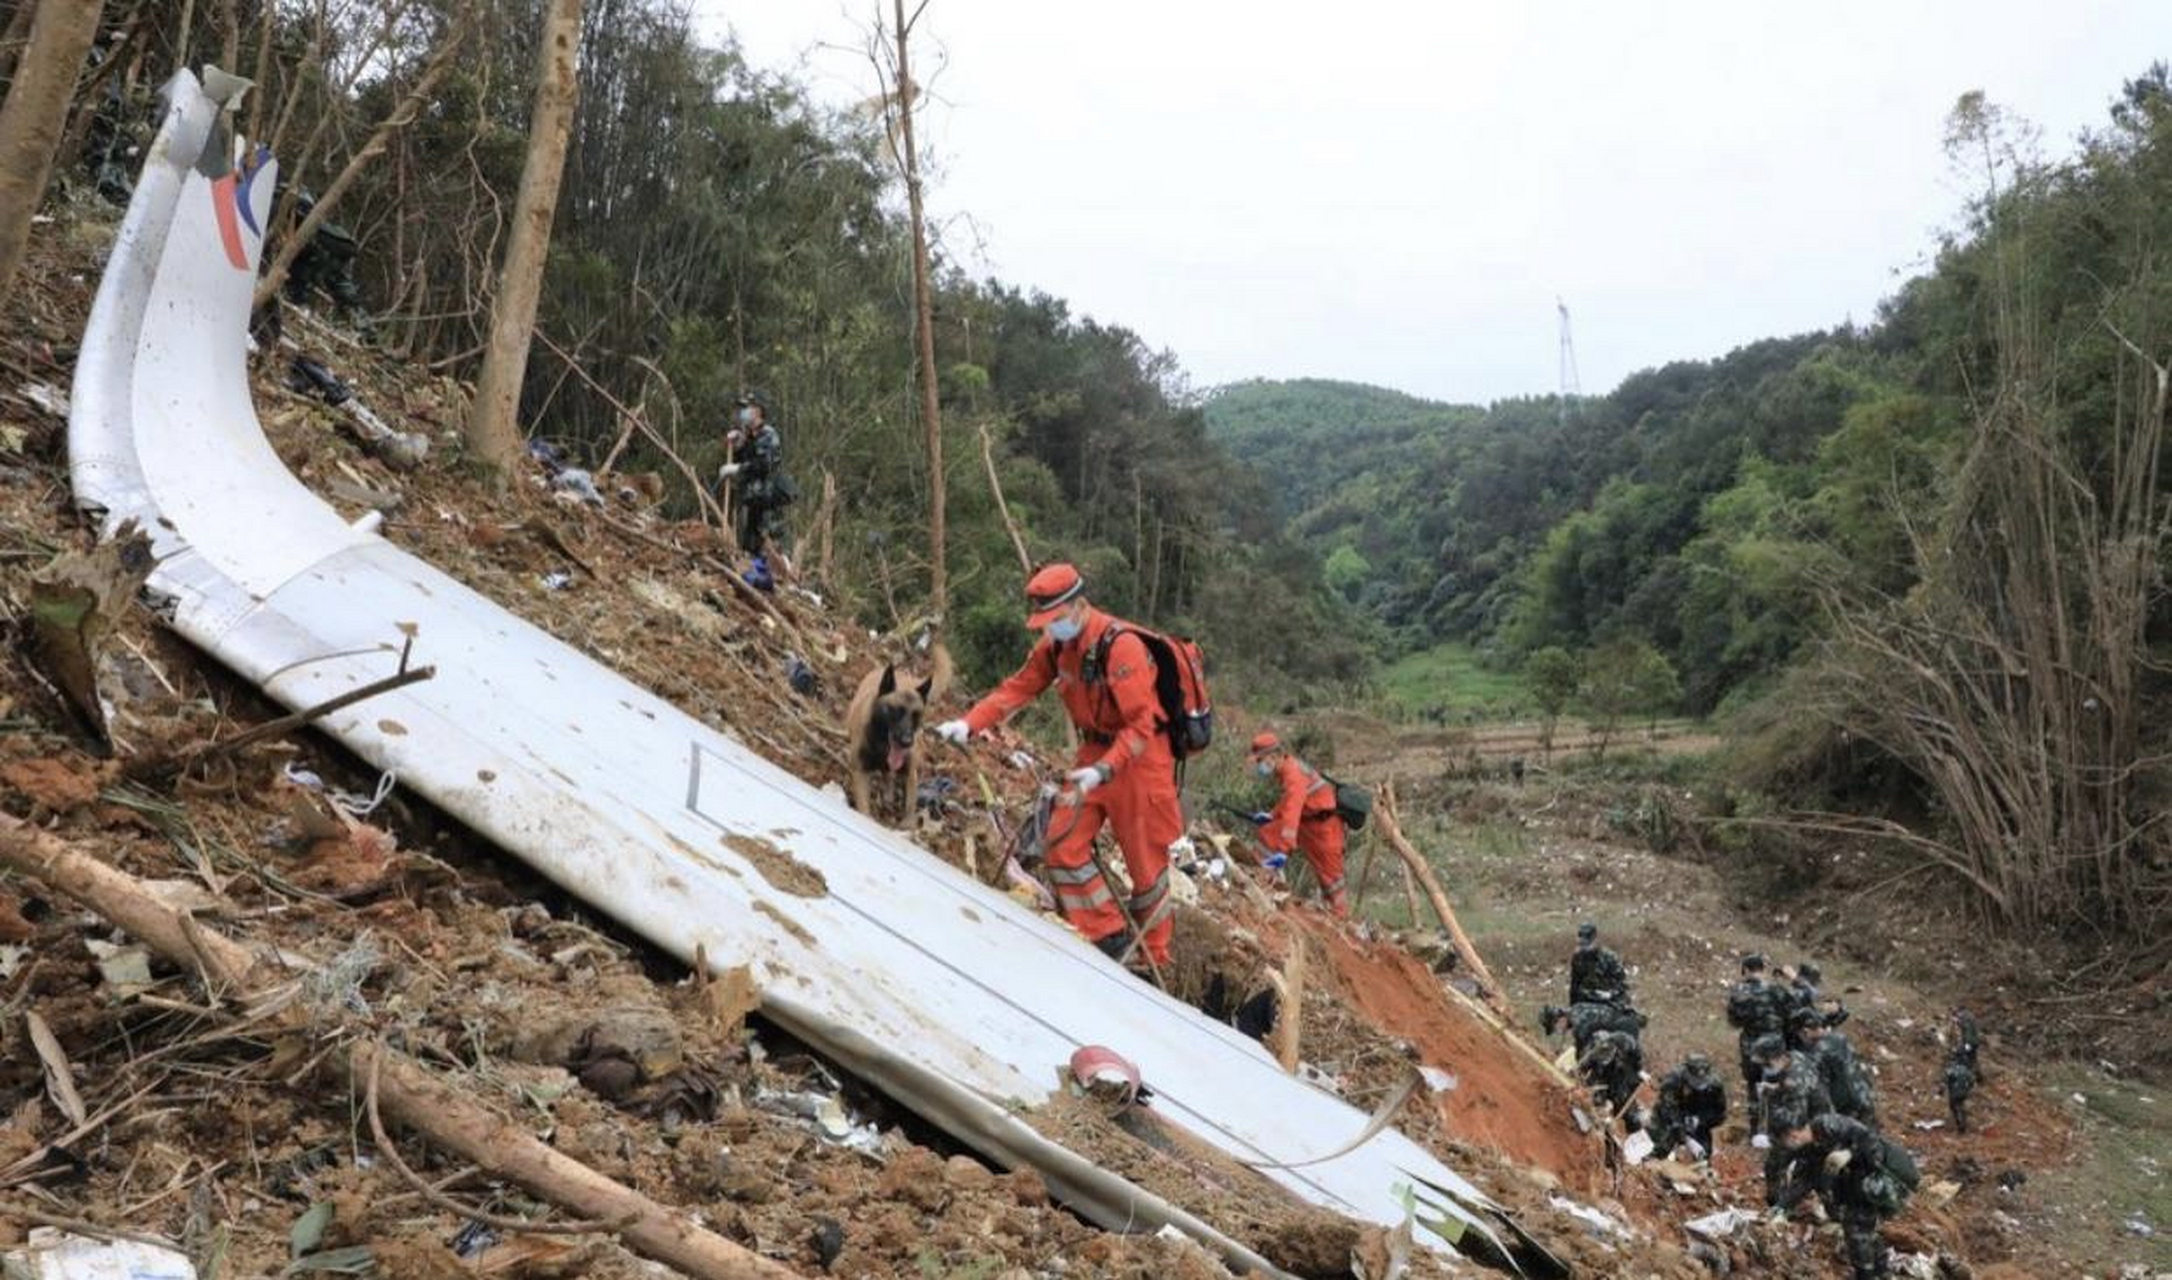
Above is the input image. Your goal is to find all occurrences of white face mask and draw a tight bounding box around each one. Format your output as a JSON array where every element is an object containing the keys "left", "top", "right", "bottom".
[
  {"left": 735, "top": 406, "right": 755, "bottom": 426},
  {"left": 1254, "top": 761, "right": 1273, "bottom": 778},
  {"left": 1046, "top": 616, "right": 1082, "bottom": 642}
]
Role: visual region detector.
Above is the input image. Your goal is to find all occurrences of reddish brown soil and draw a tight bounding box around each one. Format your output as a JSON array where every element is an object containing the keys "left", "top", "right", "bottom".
[{"left": 1287, "top": 912, "right": 1601, "bottom": 1188}]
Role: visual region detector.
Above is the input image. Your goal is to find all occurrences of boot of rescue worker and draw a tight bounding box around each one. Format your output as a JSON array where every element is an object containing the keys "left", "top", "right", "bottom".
[
  {"left": 941, "top": 563, "right": 1179, "bottom": 968},
  {"left": 1248, "top": 730, "right": 1349, "bottom": 917}
]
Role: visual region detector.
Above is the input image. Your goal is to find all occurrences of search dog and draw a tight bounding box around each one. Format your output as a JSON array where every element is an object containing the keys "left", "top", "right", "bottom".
[{"left": 845, "top": 663, "right": 935, "bottom": 827}]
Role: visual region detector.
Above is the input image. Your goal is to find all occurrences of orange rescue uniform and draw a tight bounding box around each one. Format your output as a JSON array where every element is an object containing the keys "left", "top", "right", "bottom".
[
  {"left": 962, "top": 608, "right": 1180, "bottom": 965},
  {"left": 1261, "top": 755, "right": 1349, "bottom": 917}
]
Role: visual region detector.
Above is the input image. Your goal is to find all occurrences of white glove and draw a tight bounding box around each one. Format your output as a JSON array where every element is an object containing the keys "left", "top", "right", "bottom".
[
  {"left": 1751, "top": 1132, "right": 1772, "bottom": 1151},
  {"left": 717, "top": 463, "right": 743, "bottom": 479},
  {"left": 1066, "top": 765, "right": 1109, "bottom": 798},
  {"left": 1823, "top": 1147, "right": 1852, "bottom": 1173},
  {"left": 933, "top": 719, "right": 971, "bottom": 746}
]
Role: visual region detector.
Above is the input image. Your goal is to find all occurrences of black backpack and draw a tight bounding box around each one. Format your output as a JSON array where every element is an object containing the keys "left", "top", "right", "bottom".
[
  {"left": 1324, "top": 774, "right": 1371, "bottom": 831},
  {"left": 1085, "top": 623, "right": 1214, "bottom": 759}
]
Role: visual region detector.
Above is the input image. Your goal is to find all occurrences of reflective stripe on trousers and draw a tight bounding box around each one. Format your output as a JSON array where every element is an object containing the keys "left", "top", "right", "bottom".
[
  {"left": 1045, "top": 859, "right": 1114, "bottom": 912},
  {"left": 1128, "top": 865, "right": 1170, "bottom": 920}
]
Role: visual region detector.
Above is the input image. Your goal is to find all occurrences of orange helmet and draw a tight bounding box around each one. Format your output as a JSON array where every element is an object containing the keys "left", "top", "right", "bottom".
[
  {"left": 1024, "top": 562, "right": 1085, "bottom": 629},
  {"left": 1248, "top": 730, "right": 1281, "bottom": 759}
]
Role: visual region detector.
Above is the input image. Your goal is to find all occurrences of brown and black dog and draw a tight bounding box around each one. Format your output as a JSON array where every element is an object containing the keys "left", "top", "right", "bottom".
[{"left": 845, "top": 663, "right": 935, "bottom": 827}]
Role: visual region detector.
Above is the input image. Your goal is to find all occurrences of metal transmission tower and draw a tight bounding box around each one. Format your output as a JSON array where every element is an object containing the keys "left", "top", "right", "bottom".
[{"left": 1557, "top": 297, "right": 1581, "bottom": 425}]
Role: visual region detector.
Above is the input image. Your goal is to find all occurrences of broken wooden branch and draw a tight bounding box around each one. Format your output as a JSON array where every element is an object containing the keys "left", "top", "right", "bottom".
[
  {"left": 363, "top": 1053, "right": 631, "bottom": 1237},
  {"left": 515, "top": 516, "right": 598, "bottom": 578},
  {"left": 533, "top": 331, "right": 730, "bottom": 535},
  {"left": 195, "top": 663, "right": 436, "bottom": 761},
  {"left": 1398, "top": 857, "right": 1423, "bottom": 932},
  {"left": 0, "top": 816, "right": 798, "bottom": 1280},
  {"left": 0, "top": 813, "right": 261, "bottom": 988},
  {"left": 1375, "top": 782, "right": 1518, "bottom": 1024},
  {"left": 1266, "top": 937, "right": 1305, "bottom": 1074},
  {"left": 978, "top": 420, "right": 1033, "bottom": 575},
  {"left": 24, "top": 1009, "right": 87, "bottom": 1126},
  {"left": 1348, "top": 832, "right": 1381, "bottom": 917},
  {"left": 0, "top": 1201, "right": 181, "bottom": 1250},
  {"left": 253, "top": 15, "right": 469, "bottom": 308}
]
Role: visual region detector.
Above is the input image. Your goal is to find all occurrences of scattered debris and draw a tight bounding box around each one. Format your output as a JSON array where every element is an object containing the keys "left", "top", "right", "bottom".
[
  {"left": 2, "top": 1231, "right": 198, "bottom": 1280},
  {"left": 24, "top": 522, "right": 154, "bottom": 749},
  {"left": 1685, "top": 1207, "right": 1761, "bottom": 1240},
  {"left": 24, "top": 1010, "right": 88, "bottom": 1127}
]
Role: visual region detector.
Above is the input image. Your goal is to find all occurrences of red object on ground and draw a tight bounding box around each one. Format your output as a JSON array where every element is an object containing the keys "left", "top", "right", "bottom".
[{"left": 1068, "top": 1044, "right": 1142, "bottom": 1105}]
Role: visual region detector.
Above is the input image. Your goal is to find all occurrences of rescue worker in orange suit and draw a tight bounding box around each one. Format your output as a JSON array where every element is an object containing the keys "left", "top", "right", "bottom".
[
  {"left": 932, "top": 564, "right": 1180, "bottom": 967},
  {"left": 1247, "top": 731, "right": 1349, "bottom": 917}
]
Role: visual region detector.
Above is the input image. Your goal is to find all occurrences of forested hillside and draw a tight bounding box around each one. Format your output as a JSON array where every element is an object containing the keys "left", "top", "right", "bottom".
[
  {"left": 1207, "top": 332, "right": 1855, "bottom": 711},
  {"left": 1209, "top": 70, "right": 2172, "bottom": 732}
]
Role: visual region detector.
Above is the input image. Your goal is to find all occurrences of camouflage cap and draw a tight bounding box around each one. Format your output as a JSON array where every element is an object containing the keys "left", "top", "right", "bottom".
[
  {"left": 1797, "top": 962, "right": 1822, "bottom": 985},
  {"left": 1683, "top": 1052, "right": 1713, "bottom": 1073},
  {"left": 1576, "top": 922, "right": 1598, "bottom": 942},
  {"left": 1787, "top": 1004, "right": 1824, "bottom": 1032},
  {"left": 1741, "top": 953, "right": 1767, "bottom": 972},
  {"left": 1750, "top": 1032, "right": 1787, "bottom": 1061}
]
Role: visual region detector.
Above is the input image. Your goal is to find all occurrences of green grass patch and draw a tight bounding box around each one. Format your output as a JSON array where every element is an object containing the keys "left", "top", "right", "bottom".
[
  {"left": 2039, "top": 1066, "right": 2172, "bottom": 1262},
  {"left": 1375, "top": 643, "right": 1527, "bottom": 718}
]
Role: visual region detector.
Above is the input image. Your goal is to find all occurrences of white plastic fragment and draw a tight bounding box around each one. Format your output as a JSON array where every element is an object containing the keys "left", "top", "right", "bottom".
[
  {"left": 3, "top": 1230, "right": 198, "bottom": 1280},
  {"left": 85, "top": 939, "right": 154, "bottom": 989},
  {"left": 1684, "top": 1208, "right": 1761, "bottom": 1240},
  {"left": 19, "top": 383, "right": 69, "bottom": 418},
  {"left": 1417, "top": 1066, "right": 1458, "bottom": 1094},
  {"left": 1548, "top": 1193, "right": 1632, "bottom": 1240}
]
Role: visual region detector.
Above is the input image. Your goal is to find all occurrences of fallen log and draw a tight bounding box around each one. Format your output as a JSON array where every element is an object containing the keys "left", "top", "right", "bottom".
[
  {"left": 0, "top": 813, "right": 799, "bottom": 1280},
  {"left": 1374, "top": 783, "right": 1516, "bottom": 1023}
]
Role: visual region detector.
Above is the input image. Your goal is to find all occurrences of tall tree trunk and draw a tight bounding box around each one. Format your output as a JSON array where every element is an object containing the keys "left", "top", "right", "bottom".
[
  {"left": 0, "top": 0, "right": 105, "bottom": 298},
  {"left": 0, "top": 0, "right": 38, "bottom": 84},
  {"left": 893, "top": 0, "right": 947, "bottom": 621},
  {"left": 466, "top": 0, "right": 583, "bottom": 482},
  {"left": 218, "top": 0, "right": 239, "bottom": 71}
]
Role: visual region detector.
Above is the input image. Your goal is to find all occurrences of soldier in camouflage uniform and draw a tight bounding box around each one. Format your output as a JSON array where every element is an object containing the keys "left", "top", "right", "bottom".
[
  {"left": 1576, "top": 1027, "right": 1644, "bottom": 1115},
  {"left": 1751, "top": 1031, "right": 1832, "bottom": 1205},
  {"left": 1774, "top": 1113, "right": 1918, "bottom": 1279},
  {"left": 1944, "top": 1006, "right": 1982, "bottom": 1133},
  {"left": 1649, "top": 1053, "right": 1728, "bottom": 1159},
  {"left": 284, "top": 192, "right": 370, "bottom": 330},
  {"left": 1791, "top": 1003, "right": 1876, "bottom": 1126},
  {"left": 1788, "top": 961, "right": 1823, "bottom": 1019},
  {"left": 1726, "top": 953, "right": 1789, "bottom": 1099},
  {"left": 1951, "top": 1007, "right": 1983, "bottom": 1073},
  {"left": 1568, "top": 921, "right": 1631, "bottom": 1008},
  {"left": 1542, "top": 1000, "right": 1647, "bottom": 1059},
  {"left": 717, "top": 391, "right": 794, "bottom": 562}
]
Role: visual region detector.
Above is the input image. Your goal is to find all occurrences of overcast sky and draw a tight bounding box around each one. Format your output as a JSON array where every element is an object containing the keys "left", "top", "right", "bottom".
[{"left": 697, "top": 2, "right": 2164, "bottom": 405}]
